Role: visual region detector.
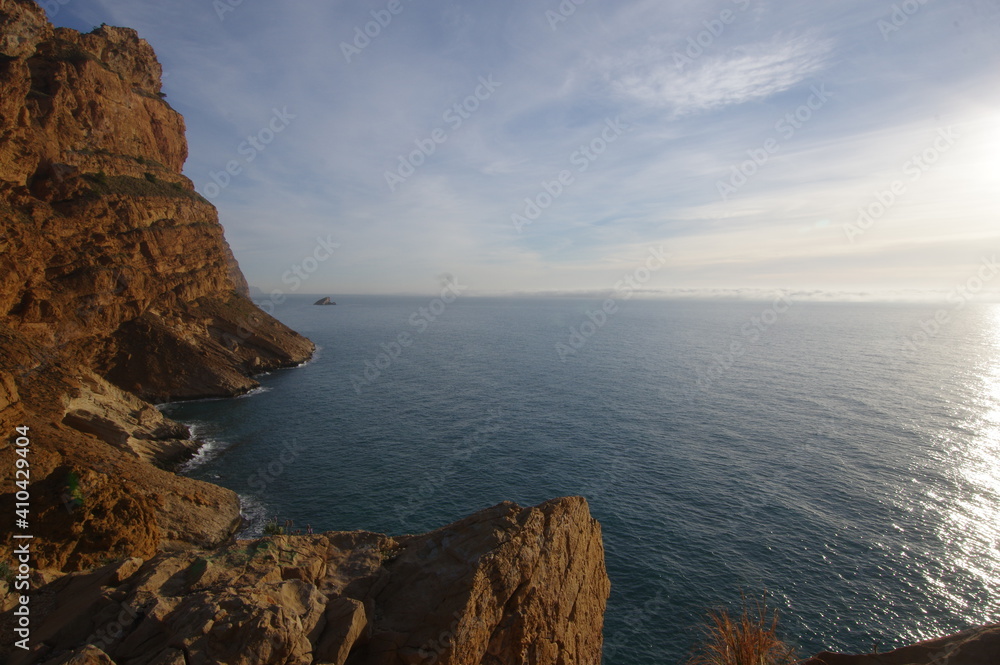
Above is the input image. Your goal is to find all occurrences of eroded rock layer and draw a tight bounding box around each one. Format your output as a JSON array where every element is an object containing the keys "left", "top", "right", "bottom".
[
  {"left": 0, "top": 5, "right": 613, "bottom": 664},
  {"left": 1, "top": 497, "right": 611, "bottom": 665},
  {"left": 0, "top": 0, "right": 313, "bottom": 570}
]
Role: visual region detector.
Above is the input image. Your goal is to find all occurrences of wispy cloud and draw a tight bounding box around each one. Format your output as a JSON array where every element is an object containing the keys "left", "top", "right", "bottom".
[
  {"left": 607, "top": 35, "right": 833, "bottom": 116},
  {"left": 47, "top": 0, "right": 1000, "bottom": 297}
]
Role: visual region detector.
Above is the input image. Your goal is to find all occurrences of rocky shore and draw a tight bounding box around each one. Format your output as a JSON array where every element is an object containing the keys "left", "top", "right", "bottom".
[
  {"left": 0, "top": 1, "right": 995, "bottom": 663},
  {"left": 5, "top": 497, "right": 609, "bottom": 665},
  {"left": 0, "top": 2, "right": 610, "bottom": 663}
]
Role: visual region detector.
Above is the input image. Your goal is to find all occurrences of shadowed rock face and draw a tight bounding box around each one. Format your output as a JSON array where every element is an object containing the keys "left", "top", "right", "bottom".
[
  {"left": 0, "top": 0, "right": 313, "bottom": 570},
  {"left": 0, "top": 6, "right": 612, "bottom": 664},
  {"left": 1, "top": 497, "right": 611, "bottom": 665},
  {"left": 0, "top": 3, "right": 989, "bottom": 663},
  {"left": 0, "top": 0, "right": 315, "bottom": 400},
  {"left": 797, "top": 624, "right": 1000, "bottom": 665}
]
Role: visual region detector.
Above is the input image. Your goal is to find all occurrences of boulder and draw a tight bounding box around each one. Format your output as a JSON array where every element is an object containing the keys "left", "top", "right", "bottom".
[{"left": 1, "top": 498, "right": 610, "bottom": 665}]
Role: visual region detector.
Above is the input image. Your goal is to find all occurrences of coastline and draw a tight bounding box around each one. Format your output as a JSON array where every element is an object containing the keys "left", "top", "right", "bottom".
[{"left": 1, "top": 1, "right": 997, "bottom": 663}]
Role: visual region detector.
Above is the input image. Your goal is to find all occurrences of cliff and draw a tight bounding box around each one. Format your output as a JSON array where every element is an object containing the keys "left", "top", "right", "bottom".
[
  {"left": 0, "top": 3, "right": 612, "bottom": 664},
  {"left": 0, "top": 0, "right": 315, "bottom": 570},
  {"left": 2, "top": 497, "right": 610, "bottom": 665}
]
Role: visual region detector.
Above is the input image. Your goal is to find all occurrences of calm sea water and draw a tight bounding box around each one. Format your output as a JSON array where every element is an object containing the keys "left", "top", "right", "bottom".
[{"left": 162, "top": 295, "right": 1000, "bottom": 664}]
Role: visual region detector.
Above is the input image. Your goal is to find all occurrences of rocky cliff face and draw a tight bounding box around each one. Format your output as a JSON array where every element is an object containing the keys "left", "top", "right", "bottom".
[
  {"left": 0, "top": 5, "right": 612, "bottom": 665},
  {"left": 0, "top": 0, "right": 313, "bottom": 569},
  {"left": 0, "top": 0, "right": 313, "bottom": 402},
  {"left": 2, "top": 497, "right": 610, "bottom": 665}
]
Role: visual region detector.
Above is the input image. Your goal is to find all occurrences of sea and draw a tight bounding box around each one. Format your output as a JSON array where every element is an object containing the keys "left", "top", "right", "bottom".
[{"left": 160, "top": 294, "right": 1000, "bottom": 664}]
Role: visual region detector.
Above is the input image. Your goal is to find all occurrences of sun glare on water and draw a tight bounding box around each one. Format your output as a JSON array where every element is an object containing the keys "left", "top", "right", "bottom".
[{"left": 936, "top": 306, "right": 1000, "bottom": 618}]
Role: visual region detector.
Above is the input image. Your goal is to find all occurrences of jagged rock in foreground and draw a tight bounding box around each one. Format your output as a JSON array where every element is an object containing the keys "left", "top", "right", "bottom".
[
  {"left": 0, "top": 0, "right": 313, "bottom": 569},
  {"left": 0, "top": 5, "right": 612, "bottom": 664},
  {"left": 798, "top": 624, "right": 1000, "bottom": 665},
  {"left": 1, "top": 497, "right": 611, "bottom": 665}
]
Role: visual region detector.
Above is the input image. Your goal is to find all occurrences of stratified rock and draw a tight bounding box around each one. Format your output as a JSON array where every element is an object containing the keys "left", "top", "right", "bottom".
[
  {"left": 0, "top": 0, "right": 313, "bottom": 570},
  {"left": 0, "top": 497, "right": 610, "bottom": 665},
  {"left": 799, "top": 624, "right": 1000, "bottom": 665},
  {"left": 0, "top": 6, "right": 612, "bottom": 665}
]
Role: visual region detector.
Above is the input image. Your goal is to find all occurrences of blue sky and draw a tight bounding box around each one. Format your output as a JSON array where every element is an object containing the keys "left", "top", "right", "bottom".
[{"left": 48, "top": 0, "right": 1000, "bottom": 298}]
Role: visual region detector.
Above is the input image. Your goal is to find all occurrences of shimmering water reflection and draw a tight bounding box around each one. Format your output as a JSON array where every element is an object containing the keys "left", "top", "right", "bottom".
[{"left": 163, "top": 298, "right": 1000, "bottom": 663}]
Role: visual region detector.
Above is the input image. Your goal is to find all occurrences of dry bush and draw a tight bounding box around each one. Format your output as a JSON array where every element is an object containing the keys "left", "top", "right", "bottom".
[{"left": 687, "top": 594, "right": 798, "bottom": 665}]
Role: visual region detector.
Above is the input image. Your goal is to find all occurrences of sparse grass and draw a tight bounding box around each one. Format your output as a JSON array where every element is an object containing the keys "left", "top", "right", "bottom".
[
  {"left": 82, "top": 173, "right": 202, "bottom": 202},
  {"left": 135, "top": 87, "right": 170, "bottom": 103},
  {"left": 38, "top": 40, "right": 110, "bottom": 70},
  {"left": 53, "top": 47, "right": 100, "bottom": 65},
  {"left": 378, "top": 543, "right": 401, "bottom": 566},
  {"left": 262, "top": 519, "right": 286, "bottom": 536},
  {"left": 687, "top": 594, "right": 798, "bottom": 665}
]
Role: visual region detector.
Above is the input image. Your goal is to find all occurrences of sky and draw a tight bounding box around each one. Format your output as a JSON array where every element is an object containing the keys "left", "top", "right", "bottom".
[{"left": 46, "top": 0, "right": 1000, "bottom": 299}]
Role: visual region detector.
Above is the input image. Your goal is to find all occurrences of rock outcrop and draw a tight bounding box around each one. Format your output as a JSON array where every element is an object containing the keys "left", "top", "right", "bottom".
[
  {"left": 1, "top": 497, "right": 610, "bottom": 665},
  {"left": 0, "top": 0, "right": 312, "bottom": 569},
  {"left": 0, "top": 5, "right": 611, "bottom": 665},
  {"left": 798, "top": 625, "right": 1000, "bottom": 665},
  {"left": 314, "top": 297, "right": 336, "bottom": 306}
]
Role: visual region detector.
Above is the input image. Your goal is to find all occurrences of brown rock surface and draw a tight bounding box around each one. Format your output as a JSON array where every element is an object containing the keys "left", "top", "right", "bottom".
[
  {"left": 0, "top": 5, "right": 613, "bottom": 664},
  {"left": 0, "top": 0, "right": 313, "bottom": 570},
  {"left": 798, "top": 624, "right": 1000, "bottom": 665},
  {"left": 1, "top": 497, "right": 610, "bottom": 665}
]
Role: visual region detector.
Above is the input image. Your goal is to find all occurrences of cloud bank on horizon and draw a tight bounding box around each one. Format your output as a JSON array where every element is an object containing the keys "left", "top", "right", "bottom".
[{"left": 47, "top": 0, "right": 1000, "bottom": 298}]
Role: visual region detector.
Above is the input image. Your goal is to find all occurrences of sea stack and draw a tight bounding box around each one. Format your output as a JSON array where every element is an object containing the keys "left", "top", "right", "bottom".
[{"left": 314, "top": 297, "right": 336, "bottom": 305}]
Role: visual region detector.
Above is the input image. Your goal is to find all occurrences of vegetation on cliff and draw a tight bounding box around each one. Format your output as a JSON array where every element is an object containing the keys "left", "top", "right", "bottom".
[
  {"left": 0, "top": 0, "right": 313, "bottom": 572},
  {"left": 0, "top": 4, "right": 612, "bottom": 664}
]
